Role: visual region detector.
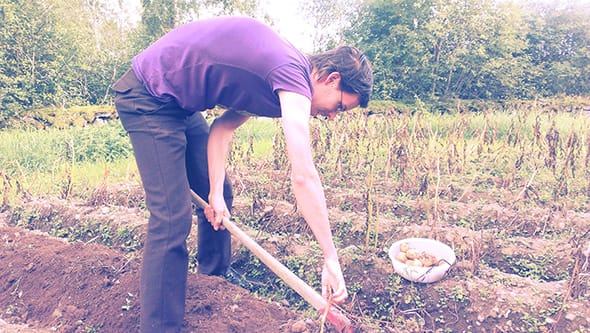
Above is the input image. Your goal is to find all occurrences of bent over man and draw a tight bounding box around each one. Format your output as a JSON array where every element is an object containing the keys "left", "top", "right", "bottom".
[{"left": 112, "top": 16, "right": 373, "bottom": 333}]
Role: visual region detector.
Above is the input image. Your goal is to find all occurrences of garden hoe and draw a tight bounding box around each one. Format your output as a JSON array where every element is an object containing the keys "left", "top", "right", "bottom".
[{"left": 190, "top": 189, "right": 354, "bottom": 333}]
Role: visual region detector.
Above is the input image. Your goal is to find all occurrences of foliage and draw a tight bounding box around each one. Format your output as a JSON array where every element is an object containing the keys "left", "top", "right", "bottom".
[
  {"left": 0, "top": 121, "right": 131, "bottom": 175},
  {"left": 343, "top": 0, "right": 590, "bottom": 100},
  {"left": 132, "top": 0, "right": 194, "bottom": 50},
  {"left": 524, "top": 1, "right": 590, "bottom": 96},
  {"left": 1, "top": 0, "right": 589, "bottom": 126},
  {"left": 134, "top": 0, "right": 263, "bottom": 51},
  {"left": 0, "top": 0, "right": 65, "bottom": 117},
  {"left": 0, "top": 0, "right": 132, "bottom": 126},
  {"left": 299, "top": 0, "right": 360, "bottom": 51}
]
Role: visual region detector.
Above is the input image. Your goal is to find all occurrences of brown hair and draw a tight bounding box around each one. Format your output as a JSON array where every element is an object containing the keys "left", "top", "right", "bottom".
[{"left": 309, "top": 46, "right": 373, "bottom": 108}]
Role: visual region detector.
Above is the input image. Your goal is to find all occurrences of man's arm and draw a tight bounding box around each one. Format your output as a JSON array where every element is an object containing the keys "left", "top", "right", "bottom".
[
  {"left": 277, "top": 90, "right": 347, "bottom": 303},
  {"left": 207, "top": 110, "right": 250, "bottom": 230}
]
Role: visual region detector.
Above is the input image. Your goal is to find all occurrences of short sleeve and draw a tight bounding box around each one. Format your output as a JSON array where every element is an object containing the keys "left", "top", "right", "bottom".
[{"left": 267, "top": 63, "right": 313, "bottom": 101}]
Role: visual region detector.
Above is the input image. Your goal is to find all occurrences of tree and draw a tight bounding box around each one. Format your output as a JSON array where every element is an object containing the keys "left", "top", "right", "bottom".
[
  {"left": 0, "top": 0, "right": 67, "bottom": 118},
  {"left": 134, "top": 0, "right": 262, "bottom": 51},
  {"left": 300, "top": 0, "right": 360, "bottom": 52},
  {"left": 51, "top": 0, "right": 132, "bottom": 105},
  {"left": 425, "top": 0, "right": 530, "bottom": 99},
  {"left": 524, "top": 1, "right": 590, "bottom": 96},
  {"left": 0, "top": 0, "right": 133, "bottom": 124},
  {"left": 344, "top": 0, "right": 589, "bottom": 100},
  {"left": 345, "top": 0, "right": 441, "bottom": 100}
]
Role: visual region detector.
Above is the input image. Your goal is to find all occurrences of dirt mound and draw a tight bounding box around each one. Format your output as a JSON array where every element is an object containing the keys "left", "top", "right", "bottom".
[
  {"left": 2, "top": 190, "right": 590, "bottom": 332},
  {"left": 0, "top": 225, "right": 311, "bottom": 333}
]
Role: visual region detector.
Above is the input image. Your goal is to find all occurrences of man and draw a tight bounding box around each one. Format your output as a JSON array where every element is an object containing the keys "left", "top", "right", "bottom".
[{"left": 112, "top": 16, "right": 372, "bottom": 333}]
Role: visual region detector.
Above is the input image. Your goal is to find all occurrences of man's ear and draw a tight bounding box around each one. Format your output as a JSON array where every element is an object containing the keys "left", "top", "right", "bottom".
[{"left": 325, "top": 72, "right": 341, "bottom": 86}]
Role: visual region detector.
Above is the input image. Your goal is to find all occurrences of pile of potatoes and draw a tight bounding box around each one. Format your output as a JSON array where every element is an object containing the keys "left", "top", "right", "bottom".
[{"left": 394, "top": 242, "right": 442, "bottom": 267}]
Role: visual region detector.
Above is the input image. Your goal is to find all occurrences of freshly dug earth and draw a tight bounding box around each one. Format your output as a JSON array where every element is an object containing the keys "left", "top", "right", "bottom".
[
  {"left": 0, "top": 223, "right": 314, "bottom": 333},
  {"left": 1, "top": 187, "right": 590, "bottom": 333}
]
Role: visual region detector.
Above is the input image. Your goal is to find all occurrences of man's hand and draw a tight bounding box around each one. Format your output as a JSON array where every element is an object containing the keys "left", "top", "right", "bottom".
[
  {"left": 321, "top": 258, "right": 348, "bottom": 304},
  {"left": 204, "top": 195, "right": 230, "bottom": 231}
]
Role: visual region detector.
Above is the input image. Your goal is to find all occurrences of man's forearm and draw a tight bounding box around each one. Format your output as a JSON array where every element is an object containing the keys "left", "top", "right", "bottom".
[
  {"left": 291, "top": 173, "right": 339, "bottom": 260},
  {"left": 207, "top": 111, "right": 250, "bottom": 197}
]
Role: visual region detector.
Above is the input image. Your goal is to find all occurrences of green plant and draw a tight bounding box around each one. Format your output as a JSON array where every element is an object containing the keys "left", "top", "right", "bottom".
[{"left": 84, "top": 323, "right": 104, "bottom": 333}]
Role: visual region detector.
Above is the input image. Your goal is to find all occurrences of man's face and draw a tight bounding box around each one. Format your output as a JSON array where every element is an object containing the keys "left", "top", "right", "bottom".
[{"left": 310, "top": 73, "right": 360, "bottom": 120}]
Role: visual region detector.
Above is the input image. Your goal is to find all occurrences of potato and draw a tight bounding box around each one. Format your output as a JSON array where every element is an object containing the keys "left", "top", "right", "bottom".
[
  {"left": 418, "top": 253, "right": 437, "bottom": 267},
  {"left": 395, "top": 251, "right": 408, "bottom": 263},
  {"left": 407, "top": 259, "right": 423, "bottom": 267},
  {"left": 396, "top": 242, "right": 442, "bottom": 267},
  {"left": 405, "top": 248, "right": 419, "bottom": 260},
  {"left": 400, "top": 243, "right": 410, "bottom": 253}
]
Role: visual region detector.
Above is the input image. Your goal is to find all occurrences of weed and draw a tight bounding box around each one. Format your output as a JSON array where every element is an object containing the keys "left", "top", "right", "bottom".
[
  {"left": 121, "top": 292, "right": 135, "bottom": 311},
  {"left": 83, "top": 323, "right": 104, "bottom": 333},
  {"left": 348, "top": 281, "right": 362, "bottom": 294},
  {"left": 450, "top": 285, "right": 468, "bottom": 303},
  {"left": 504, "top": 253, "right": 567, "bottom": 281}
]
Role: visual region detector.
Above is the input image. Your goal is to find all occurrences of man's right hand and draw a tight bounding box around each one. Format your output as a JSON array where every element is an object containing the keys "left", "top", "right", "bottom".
[{"left": 205, "top": 195, "right": 230, "bottom": 231}]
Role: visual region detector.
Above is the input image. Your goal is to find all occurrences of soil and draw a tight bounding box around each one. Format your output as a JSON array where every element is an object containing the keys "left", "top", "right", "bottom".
[
  {"left": 0, "top": 223, "right": 311, "bottom": 333},
  {"left": 0, "top": 180, "right": 589, "bottom": 333}
]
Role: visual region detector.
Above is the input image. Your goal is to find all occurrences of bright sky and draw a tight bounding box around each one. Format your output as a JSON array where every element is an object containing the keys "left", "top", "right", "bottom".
[
  {"left": 261, "top": 0, "right": 313, "bottom": 52},
  {"left": 117, "top": 0, "right": 590, "bottom": 54},
  {"left": 117, "top": 0, "right": 313, "bottom": 52}
]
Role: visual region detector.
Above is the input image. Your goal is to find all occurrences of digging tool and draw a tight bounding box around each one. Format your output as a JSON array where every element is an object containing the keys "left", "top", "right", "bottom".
[{"left": 190, "top": 189, "right": 354, "bottom": 333}]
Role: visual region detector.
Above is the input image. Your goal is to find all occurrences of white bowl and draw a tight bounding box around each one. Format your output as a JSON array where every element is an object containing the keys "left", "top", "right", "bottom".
[{"left": 388, "top": 238, "right": 456, "bottom": 283}]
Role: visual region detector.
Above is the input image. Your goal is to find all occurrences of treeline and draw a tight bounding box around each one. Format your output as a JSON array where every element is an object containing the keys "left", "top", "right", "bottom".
[
  {"left": 0, "top": 0, "right": 259, "bottom": 126},
  {"left": 1, "top": 0, "right": 589, "bottom": 127},
  {"left": 346, "top": 0, "right": 590, "bottom": 100}
]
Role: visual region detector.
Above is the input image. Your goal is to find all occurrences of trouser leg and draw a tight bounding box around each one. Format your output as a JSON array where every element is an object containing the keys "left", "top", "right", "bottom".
[
  {"left": 114, "top": 70, "right": 192, "bottom": 333},
  {"left": 124, "top": 112, "right": 192, "bottom": 333},
  {"left": 185, "top": 112, "right": 233, "bottom": 276}
]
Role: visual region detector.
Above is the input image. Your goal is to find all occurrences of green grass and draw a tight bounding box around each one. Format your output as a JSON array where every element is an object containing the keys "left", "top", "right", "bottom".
[
  {"left": 0, "top": 122, "right": 132, "bottom": 173},
  {"left": 1, "top": 100, "right": 590, "bottom": 207},
  {"left": 232, "top": 117, "right": 278, "bottom": 159}
]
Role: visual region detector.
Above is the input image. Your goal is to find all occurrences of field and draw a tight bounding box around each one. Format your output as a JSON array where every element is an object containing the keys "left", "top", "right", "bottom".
[{"left": 1, "top": 99, "right": 590, "bottom": 332}]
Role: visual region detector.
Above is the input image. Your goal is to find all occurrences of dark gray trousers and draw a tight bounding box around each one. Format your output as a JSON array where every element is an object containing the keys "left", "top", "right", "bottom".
[{"left": 112, "top": 69, "right": 233, "bottom": 333}]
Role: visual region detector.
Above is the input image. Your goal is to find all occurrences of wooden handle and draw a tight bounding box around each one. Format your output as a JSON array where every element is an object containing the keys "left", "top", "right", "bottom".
[{"left": 190, "top": 190, "right": 327, "bottom": 311}]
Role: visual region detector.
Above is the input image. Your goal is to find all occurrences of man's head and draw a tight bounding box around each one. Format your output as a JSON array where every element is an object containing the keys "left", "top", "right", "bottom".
[
  {"left": 309, "top": 46, "right": 373, "bottom": 119},
  {"left": 309, "top": 46, "right": 373, "bottom": 118}
]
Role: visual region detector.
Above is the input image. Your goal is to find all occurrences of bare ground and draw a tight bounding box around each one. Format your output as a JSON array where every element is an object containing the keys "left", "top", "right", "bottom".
[
  {"left": 0, "top": 221, "right": 311, "bottom": 332},
  {"left": 0, "top": 180, "right": 589, "bottom": 332}
]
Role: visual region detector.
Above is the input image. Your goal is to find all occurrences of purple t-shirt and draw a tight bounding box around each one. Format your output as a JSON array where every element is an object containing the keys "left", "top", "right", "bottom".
[{"left": 131, "top": 16, "right": 313, "bottom": 118}]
